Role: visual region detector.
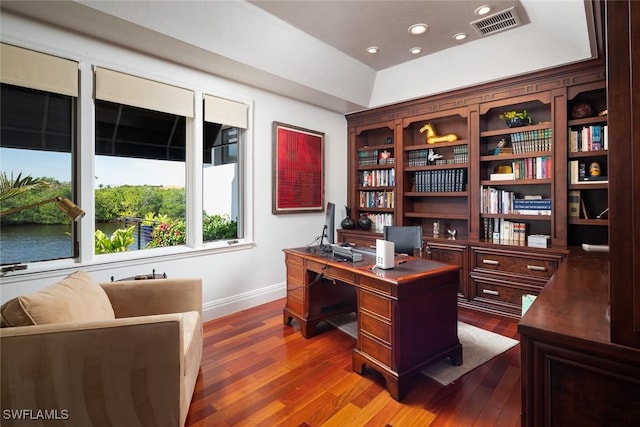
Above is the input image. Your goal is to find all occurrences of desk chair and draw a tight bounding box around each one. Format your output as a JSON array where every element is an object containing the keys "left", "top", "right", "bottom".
[{"left": 383, "top": 226, "right": 424, "bottom": 257}]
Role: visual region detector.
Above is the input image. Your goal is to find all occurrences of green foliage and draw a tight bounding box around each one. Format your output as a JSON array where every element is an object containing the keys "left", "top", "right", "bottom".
[
  {"left": 146, "top": 212, "right": 237, "bottom": 248},
  {"left": 203, "top": 213, "right": 237, "bottom": 241},
  {"left": 146, "top": 217, "right": 186, "bottom": 248},
  {"left": 0, "top": 172, "right": 51, "bottom": 203},
  {"left": 94, "top": 226, "right": 136, "bottom": 254},
  {"left": 0, "top": 178, "right": 72, "bottom": 225}
]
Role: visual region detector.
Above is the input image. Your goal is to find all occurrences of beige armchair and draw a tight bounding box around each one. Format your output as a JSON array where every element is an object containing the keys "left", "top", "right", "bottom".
[{"left": 0, "top": 272, "right": 202, "bottom": 427}]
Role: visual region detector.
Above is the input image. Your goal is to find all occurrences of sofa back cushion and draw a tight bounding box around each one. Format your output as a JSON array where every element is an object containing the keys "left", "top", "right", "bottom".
[{"left": 0, "top": 271, "right": 115, "bottom": 327}]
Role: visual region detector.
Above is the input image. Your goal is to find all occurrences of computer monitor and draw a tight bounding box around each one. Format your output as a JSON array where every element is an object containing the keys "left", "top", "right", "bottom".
[
  {"left": 383, "top": 226, "right": 423, "bottom": 256},
  {"left": 324, "top": 202, "right": 335, "bottom": 245}
]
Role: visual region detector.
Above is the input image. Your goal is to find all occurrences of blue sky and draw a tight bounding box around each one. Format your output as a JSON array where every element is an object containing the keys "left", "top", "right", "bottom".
[{"left": 1, "top": 148, "right": 185, "bottom": 187}]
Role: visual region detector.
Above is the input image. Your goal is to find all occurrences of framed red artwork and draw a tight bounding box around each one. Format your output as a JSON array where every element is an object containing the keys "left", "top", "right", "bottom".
[{"left": 272, "top": 122, "right": 324, "bottom": 214}]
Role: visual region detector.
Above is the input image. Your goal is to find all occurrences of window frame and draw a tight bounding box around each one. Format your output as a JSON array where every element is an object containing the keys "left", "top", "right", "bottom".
[{"left": 1, "top": 50, "right": 254, "bottom": 276}]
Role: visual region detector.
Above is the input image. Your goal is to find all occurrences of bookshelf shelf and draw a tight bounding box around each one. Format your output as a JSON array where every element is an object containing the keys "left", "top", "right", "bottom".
[
  {"left": 481, "top": 151, "right": 552, "bottom": 162},
  {"left": 568, "top": 150, "right": 607, "bottom": 159},
  {"left": 405, "top": 212, "right": 467, "bottom": 220},
  {"left": 481, "top": 213, "right": 552, "bottom": 221},
  {"left": 405, "top": 191, "right": 468, "bottom": 197},
  {"left": 568, "top": 218, "right": 609, "bottom": 226},
  {"left": 480, "top": 179, "right": 552, "bottom": 186}
]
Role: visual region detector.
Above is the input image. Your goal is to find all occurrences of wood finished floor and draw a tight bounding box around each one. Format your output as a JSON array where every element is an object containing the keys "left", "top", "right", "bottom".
[{"left": 186, "top": 298, "right": 521, "bottom": 427}]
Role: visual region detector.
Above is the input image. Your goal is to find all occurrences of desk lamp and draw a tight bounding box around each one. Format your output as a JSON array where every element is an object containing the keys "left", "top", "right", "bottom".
[{"left": 1, "top": 196, "right": 85, "bottom": 221}]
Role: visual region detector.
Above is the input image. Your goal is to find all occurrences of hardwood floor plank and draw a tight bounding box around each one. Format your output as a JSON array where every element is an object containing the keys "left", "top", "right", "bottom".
[{"left": 186, "top": 299, "right": 522, "bottom": 426}]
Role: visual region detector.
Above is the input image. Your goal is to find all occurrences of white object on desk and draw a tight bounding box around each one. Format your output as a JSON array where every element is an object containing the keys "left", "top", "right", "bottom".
[{"left": 376, "top": 239, "right": 395, "bottom": 269}]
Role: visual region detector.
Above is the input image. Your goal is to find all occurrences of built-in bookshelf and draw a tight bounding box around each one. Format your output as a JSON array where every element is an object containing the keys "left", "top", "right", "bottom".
[
  {"left": 350, "top": 121, "right": 396, "bottom": 232},
  {"left": 566, "top": 81, "right": 608, "bottom": 246},
  {"left": 401, "top": 109, "right": 470, "bottom": 238},
  {"left": 478, "top": 94, "right": 554, "bottom": 244},
  {"left": 344, "top": 62, "right": 606, "bottom": 318}
]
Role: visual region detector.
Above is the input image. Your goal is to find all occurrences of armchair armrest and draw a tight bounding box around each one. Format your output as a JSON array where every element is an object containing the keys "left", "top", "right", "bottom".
[
  {"left": 1, "top": 314, "right": 188, "bottom": 426},
  {"left": 100, "top": 278, "right": 202, "bottom": 318}
]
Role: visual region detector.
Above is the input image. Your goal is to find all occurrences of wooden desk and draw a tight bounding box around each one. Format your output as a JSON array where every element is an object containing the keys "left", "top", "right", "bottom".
[{"left": 283, "top": 246, "right": 462, "bottom": 401}]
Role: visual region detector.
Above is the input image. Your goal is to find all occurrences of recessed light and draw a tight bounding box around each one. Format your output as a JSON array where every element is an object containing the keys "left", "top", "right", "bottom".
[
  {"left": 408, "top": 23, "right": 429, "bottom": 35},
  {"left": 475, "top": 5, "right": 492, "bottom": 15},
  {"left": 453, "top": 32, "right": 468, "bottom": 41},
  {"left": 366, "top": 46, "right": 379, "bottom": 54},
  {"left": 409, "top": 47, "right": 422, "bottom": 55}
]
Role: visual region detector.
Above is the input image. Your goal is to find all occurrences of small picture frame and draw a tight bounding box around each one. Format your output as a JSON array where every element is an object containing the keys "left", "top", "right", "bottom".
[{"left": 272, "top": 122, "right": 324, "bottom": 214}]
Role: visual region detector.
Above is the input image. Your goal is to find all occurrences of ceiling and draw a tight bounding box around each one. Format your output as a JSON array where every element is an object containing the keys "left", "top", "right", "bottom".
[
  {"left": 249, "top": 0, "right": 529, "bottom": 71},
  {"left": 0, "top": 1, "right": 599, "bottom": 114}
]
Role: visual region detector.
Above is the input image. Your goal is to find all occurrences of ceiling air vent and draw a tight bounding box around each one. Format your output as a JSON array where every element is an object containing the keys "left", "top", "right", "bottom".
[{"left": 471, "top": 6, "right": 522, "bottom": 36}]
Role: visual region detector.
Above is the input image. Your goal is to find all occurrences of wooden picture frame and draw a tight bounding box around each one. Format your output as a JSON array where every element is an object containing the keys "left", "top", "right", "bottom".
[{"left": 272, "top": 122, "right": 324, "bottom": 214}]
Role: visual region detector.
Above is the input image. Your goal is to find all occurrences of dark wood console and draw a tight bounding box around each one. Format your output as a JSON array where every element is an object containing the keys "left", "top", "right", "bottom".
[{"left": 518, "top": 249, "right": 640, "bottom": 425}]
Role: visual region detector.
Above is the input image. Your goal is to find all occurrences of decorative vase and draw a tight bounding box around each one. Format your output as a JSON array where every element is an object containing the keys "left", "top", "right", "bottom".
[
  {"left": 357, "top": 213, "right": 372, "bottom": 231},
  {"left": 340, "top": 206, "right": 355, "bottom": 229}
]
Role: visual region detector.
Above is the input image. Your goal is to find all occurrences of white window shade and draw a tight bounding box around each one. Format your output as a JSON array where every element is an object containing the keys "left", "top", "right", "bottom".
[
  {"left": 0, "top": 43, "right": 78, "bottom": 97},
  {"left": 204, "top": 94, "right": 248, "bottom": 129},
  {"left": 95, "top": 67, "right": 194, "bottom": 118}
]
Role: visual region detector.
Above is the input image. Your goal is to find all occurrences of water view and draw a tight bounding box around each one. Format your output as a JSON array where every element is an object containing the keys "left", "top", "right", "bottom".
[{"left": 0, "top": 223, "right": 146, "bottom": 264}]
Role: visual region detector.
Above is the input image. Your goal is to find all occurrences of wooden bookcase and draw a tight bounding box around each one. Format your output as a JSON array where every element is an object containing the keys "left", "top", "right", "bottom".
[{"left": 343, "top": 61, "right": 606, "bottom": 319}]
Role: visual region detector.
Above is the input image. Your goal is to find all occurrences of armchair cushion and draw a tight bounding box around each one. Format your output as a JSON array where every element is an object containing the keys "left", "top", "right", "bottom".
[{"left": 0, "top": 271, "right": 115, "bottom": 327}]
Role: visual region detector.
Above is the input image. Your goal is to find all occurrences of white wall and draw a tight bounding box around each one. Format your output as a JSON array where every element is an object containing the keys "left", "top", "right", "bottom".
[{"left": 0, "top": 12, "right": 348, "bottom": 320}]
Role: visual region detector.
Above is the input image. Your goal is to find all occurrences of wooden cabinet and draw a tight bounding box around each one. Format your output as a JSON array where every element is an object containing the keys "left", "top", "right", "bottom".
[
  {"left": 344, "top": 61, "right": 606, "bottom": 319},
  {"left": 426, "top": 240, "right": 468, "bottom": 299},
  {"left": 469, "top": 246, "right": 565, "bottom": 318}
]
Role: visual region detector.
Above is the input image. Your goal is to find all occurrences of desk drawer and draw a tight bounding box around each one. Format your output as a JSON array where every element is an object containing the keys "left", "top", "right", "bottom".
[
  {"left": 360, "top": 333, "right": 392, "bottom": 367},
  {"left": 306, "top": 260, "right": 355, "bottom": 284},
  {"left": 472, "top": 248, "right": 561, "bottom": 280},
  {"left": 360, "top": 311, "right": 391, "bottom": 345},
  {"left": 359, "top": 276, "right": 392, "bottom": 296},
  {"left": 359, "top": 290, "right": 391, "bottom": 320}
]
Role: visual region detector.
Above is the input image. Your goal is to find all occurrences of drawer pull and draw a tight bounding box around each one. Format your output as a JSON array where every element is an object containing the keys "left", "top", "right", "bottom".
[
  {"left": 527, "top": 265, "right": 547, "bottom": 272},
  {"left": 482, "top": 289, "right": 500, "bottom": 296},
  {"left": 482, "top": 259, "right": 500, "bottom": 266}
]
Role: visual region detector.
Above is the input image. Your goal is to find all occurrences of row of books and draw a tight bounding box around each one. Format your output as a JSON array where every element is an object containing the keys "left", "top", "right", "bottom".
[
  {"left": 358, "top": 191, "right": 395, "bottom": 209},
  {"left": 414, "top": 168, "right": 467, "bottom": 192},
  {"left": 358, "top": 213, "right": 394, "bottom": 233},
  {"left": 568, "top": 160, "right": 608, "bottom": 184},
  {"left": 358, "top": 150, "right": 395, "bottom": 166},
  {"left": 482, "top": 218, "right": 527, "bottom": 244},
  {"left": 508, "top": 128, "right": 552, "bottom": 153},
  {"left": 359, "top": 169, "right": 395, "bottom": 187},
  {"left": 568, "top": 125, "right": 608, "bottom": 152},
  {"left": 407, "top": 145, "right": 469, "bottom": 167},
  {"left": 480, "top": 187, "right": 552, "bottom": 215},
  {"left": 489, "top": 156, "right": 552, "bottom": 181}
]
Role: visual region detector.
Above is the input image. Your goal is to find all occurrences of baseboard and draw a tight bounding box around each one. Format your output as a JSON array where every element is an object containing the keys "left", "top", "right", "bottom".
[{"left": 201, "top": 281, "right": 286, "bottom": 321}]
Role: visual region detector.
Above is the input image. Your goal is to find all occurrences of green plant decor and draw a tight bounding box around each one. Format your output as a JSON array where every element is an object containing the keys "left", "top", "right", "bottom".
[
  {"left": 0, "top": 172, "right": 50, "bottom": 203},
  {"left": 203, "top": 213, "right": 238, "bottom": 241},
  {"left": 95, "top": 226, "right": 135, "bottom": 254}
]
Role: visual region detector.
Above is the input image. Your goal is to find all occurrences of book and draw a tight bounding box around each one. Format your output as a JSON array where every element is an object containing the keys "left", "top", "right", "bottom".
[
  {"left": 528, "top": 234, "right": 550, "bottom": 248},
  {"left": 568, "top": 190, "right": 580, "bottom": 218},
  {"left": 569, "top": 160, "right": 579, "bottom": 184},
  {"left": 490, "top": 173, "right": 515, "bottom": 181}
]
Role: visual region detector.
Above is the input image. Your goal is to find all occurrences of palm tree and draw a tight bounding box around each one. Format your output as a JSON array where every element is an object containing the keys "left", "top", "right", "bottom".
[{"left": 0, "top": 172, "right": 50, "bottom": 203}]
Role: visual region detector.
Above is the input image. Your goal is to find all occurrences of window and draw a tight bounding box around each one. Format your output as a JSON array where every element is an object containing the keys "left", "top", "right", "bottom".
[
  {"left": 0, "top": 44, "right": 78, "bottom": 266},
  {"left": 202, "top": 95, "right": 248, "bottom": 243},
  {"left": 94, "top": 100, "right": 187, "bottom": 253},
  {"left": 93, "top": 67, "right": 193, "bottom": 254}
]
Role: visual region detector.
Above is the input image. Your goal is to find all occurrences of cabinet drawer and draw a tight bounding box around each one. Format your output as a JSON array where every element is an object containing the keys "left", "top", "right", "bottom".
[
  {"left": 359, "top": 290, "right": 391, "bottom": 320},
  {"left": 360, "top": 311, "right": 391, "bottom": 345},
  {"left": 306, "top": 260, "right": 355, "bottom": 284},
  {"left": 470, "top": 274, "right": 539, "bottom": 314},
  {"left": 472, "top": 248, "right": 561, "bottom": 280},
  {"left": 360, "top": 333, "right": 392, "bottom": 367}
]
